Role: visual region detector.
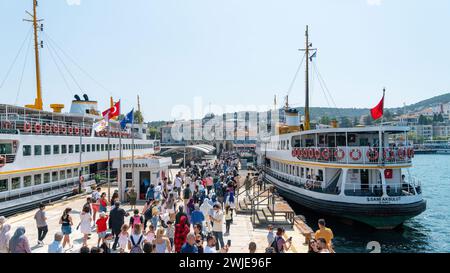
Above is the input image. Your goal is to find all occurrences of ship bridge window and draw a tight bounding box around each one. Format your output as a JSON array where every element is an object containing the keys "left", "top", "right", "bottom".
[
  {"left": 34, "top": 174, "right": 42, "bottom": 185},
  {"left": 44, "top": 173, "right": 50, "bottom": 183},
  {"left": 69, "top": 145, "right": 74, "bottom": 154},
  {"left": 11, "top": 177, "right": 21, "bottom": 190},
  {"left": 23, "top": 145, "right": 32, "bottom": 156},
  {"left": 0, "top": 143, "right": 12, "bottom": 154},
  {"left": 24, "top": 176, "right": 32, "bottom": 187},
  {"left": 34, "top": 145, "right": 42, "bottom": 156},
  {"left": 53, "top": 145, "right": 60, "bottom": 155},
  {"left": 62, "top": 145, "right": 67, "bottom": 154},
  {"left": 0, "top": 179, "right": 8, "bottom": 192}
]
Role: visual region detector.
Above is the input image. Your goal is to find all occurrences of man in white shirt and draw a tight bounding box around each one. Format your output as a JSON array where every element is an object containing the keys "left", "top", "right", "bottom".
[
  {"left": 211, "top": 204, "right": 225, "bottom": 251},
  {"left": 174, "top": 174, "right": 182, "bottom": 199}
]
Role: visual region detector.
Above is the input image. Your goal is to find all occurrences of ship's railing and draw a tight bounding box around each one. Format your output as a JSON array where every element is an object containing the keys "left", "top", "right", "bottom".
[
  {"left": 0, "top": 114, "right": 130, "bottom": 139},
  {"left": 0, "top": 173, "right": 97, "bottom": 203},
  {"left": 344, "top": 180, "right": 421, "bottom": 197},
  {"left": 264, "top": 167, "right": 326, "bottom": 193},
  {"left": 0, "top": 153, "right": 16, "bottom": 164},
  {"left": 290, "top": 146, "right": 414, "bottom": 165}
]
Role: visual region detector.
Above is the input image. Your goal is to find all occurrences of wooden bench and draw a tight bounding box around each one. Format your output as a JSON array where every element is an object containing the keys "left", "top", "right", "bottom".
[{"left": 294, "top": 216, "right": 314, "bottom": 244}]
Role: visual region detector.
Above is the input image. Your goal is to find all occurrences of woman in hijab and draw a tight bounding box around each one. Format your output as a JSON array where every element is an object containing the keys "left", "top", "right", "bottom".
[
  {"left": 0, "top": 221, "right": 11, "bottom": 253},
  {"left": 9, "top": 226, "right": 31, "bottom": 253},
  {"left": 174, "top": 215, "right": 190, "bottom": 253}
]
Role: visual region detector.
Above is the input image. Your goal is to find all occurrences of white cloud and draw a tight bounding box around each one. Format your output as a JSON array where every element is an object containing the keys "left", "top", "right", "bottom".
[{"left": 367, "top": 0, "right": 382, "bottom": 6}]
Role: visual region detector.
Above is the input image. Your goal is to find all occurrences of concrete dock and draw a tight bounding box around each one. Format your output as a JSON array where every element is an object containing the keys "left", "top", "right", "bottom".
[{"left": 3, "top": 169, "right": 308, "bottom": 253}]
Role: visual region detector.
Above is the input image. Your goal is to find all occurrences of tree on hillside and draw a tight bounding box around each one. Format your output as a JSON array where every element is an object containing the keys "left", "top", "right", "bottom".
[
  {"left": 353, "top": 117, "right": 359, "bottom": 127},
  {"left": 319, "top": 115, "right": 331, "bottom": 125},
  {"left": 339, "top": 117, "right": 352, "bottom": 128},
  {"left": 418, "top": 115, "right": 432, "bottom": 125},
  {"left": 363, "top": 115, "right": 373, "bottom": 126}
]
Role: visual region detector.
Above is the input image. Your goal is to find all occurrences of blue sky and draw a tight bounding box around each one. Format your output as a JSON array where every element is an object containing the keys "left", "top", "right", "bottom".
[{"left": 0, "top": 0, "right": 449, "bottom": 121}]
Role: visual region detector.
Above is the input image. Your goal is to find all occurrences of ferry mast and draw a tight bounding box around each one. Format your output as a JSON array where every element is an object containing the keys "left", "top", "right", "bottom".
[
  {"left": 24, "top": 0, "right": 44, "bottom": 110},
  {"left": 299, "top": 25, "right": 317, "bottom": 131}
]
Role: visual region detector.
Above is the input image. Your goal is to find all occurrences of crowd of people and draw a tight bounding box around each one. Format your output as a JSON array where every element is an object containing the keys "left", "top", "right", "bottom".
[{"left": 0, "top": 152, "right": 335, "bottom": 254}]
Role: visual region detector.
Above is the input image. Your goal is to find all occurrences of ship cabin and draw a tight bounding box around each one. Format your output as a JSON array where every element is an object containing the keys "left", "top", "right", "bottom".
[{"left": 262, "top": 126, "right": 422, "bottom": 199}]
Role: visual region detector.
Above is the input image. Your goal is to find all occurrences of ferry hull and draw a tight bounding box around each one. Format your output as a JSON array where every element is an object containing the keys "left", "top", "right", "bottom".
[{"left": 268, "top": 176, "right": 426, "bottom": 229}]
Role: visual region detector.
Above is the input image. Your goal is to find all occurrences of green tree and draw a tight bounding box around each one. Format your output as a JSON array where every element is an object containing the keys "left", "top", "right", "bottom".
[
  {"left": 134, "top": 110, "right": 144, "bottom": 124},
  {"left": 319, "top": 115, "right": 330, "bottom": 125},
  {"left": 339, "top": 117, "right": 352, "bottom": 128},
  {"left": 353, "top": 117, "right": 359, "bottom": 126},
  {"left": 363, "top": 115, "right": 373, "bottom": 126}
]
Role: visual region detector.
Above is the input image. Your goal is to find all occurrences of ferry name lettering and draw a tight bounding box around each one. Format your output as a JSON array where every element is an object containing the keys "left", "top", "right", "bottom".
[
  {"left": 123, "top": 163, "right": 148, "bottom": 168},
  {"left": 366, "top": 197, "right": 401, "bottom": 203}
]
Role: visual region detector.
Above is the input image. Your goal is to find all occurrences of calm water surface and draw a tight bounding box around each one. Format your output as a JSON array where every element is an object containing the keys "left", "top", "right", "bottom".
[{"left": 288, "top": 155, "right": 450, "bottom": 253}]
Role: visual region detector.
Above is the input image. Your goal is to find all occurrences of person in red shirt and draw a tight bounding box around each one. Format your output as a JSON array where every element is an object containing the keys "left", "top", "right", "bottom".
[
  {"left": 174, "top": 215, "right": 190, "bottom": 253},
  {"left": 96, "top": 212, "right": 109, "bottom": 247}
]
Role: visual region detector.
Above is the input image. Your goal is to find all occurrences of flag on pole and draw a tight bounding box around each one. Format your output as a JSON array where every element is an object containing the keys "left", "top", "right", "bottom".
[
  {"left": 102, "top": 101, "right": 121, "bottom": 120},
  {"left": 93, "top": 119, "right": 107, "bottom": 132},
  {"left": 370, "top": 90, "right": 385, "bottom": 120},
  {"left": 120, "top": 109, "right": 134, "bottom": 129},
  {"left": 310, "top": 51, "right": 317, "bottom": 62}
]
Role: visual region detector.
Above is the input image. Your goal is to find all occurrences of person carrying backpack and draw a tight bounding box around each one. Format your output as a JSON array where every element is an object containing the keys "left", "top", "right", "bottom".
[
  {"left": 270, "top": 227, "right": 292, "bottom": 253},
  {"left": 129, "top": 209, "right": 144, "bottom": 232},
  {"left": 128, "top": 224, "right": 144, "bottom": 253}
]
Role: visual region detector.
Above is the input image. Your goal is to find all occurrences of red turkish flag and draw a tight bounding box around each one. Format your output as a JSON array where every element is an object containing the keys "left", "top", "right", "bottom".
[
  {"left": 102, "top": 101, "right": 120, "bottom": 120},
  {"left": 370, "top": 93, "right": 384, "bottom": 120}
]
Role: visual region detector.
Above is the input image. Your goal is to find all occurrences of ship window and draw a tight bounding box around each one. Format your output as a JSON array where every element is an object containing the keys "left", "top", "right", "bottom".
[
  {"left": 75, "top": 145, "right": 80, "bottom": 153},
  {"left": 44, "top": 173, "right": 50, "bottom": 183},
  {"left": 96, "top": 144, "right": 100, "bottom": 151},
  {"left": 101, "top": 144, "right": 105, "bottom": 151},
  {"left": 53, "top": 145, "right": 60, "bottom": 155},
  {"left": 67, "top": 169, "right": 72, "bottom": 178},
  {"left": 62, "top": 145, "right": 67, "bottom": 154},
  {"left": 86, "top": 144, "right": 91, "bottom": 152},
  {"left": 82, "top": 145, "right": 85, "bottom": 153},
  {"left": 24, "top": 176, "right": 32, "bottom": 187},
  {"left": 287, "top": 140, "right": 289, "bottom": 148},
  {"left": 45, "top": 145, "right": 51, "bottom": 155},
  {"left": 84, "top": 166, "right": 89, "bottom": 174},
  {"left": 60, "top": 170, "right": 66, "bottom": 180},
  {"left": 52, "top": 171, "right": 58, "bottom": 182},
  {"left": 69, "top": 145, "right": 74, "bottom": 153},
  {"left": 34, "top": 145, "right": 42, "bottom": 156},
  {"left": 112, "top": 144, "right": 116, "bottom": 150},
  {"left": 11, "top": 177, "right": 21, "bottom": 190},
  {"left": 34, "top": 174, "right": 42, "bottom": 185},
  {"left": 73, "top": 168, "right": 78, "bottom": 177},
  {"left": 0, "top": 143, "right": 12, "bottom": 154},
  {"left": 92, "top": 144, "right": 95, "bottom": 152},
  {"left": 23, "top": 145, "right": 32, "bottom": 156},
  {"left": 0, "top": 179, "right": 8, "bottom": 192}
]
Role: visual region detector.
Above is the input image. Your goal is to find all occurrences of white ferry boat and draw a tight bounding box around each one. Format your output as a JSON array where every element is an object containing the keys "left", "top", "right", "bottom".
[
  {"left": 0, "top": 1, "right": 159, "bottom": 216},
  {"left": 256, "top": 26, "right": 426, "bottom": 229}
]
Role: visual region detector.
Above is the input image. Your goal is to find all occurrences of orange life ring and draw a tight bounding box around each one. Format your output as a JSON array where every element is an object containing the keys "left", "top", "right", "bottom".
[
  {"left": 322, "top": 148, "right": 331, "bottom": 160},
  {"left": 350, "top": 148, "right": 362, "bottom": 161},
  {"left": 0, "top": 155, "right": 5, "bottom": 168},
  {"left": 366, "top": 148, "right": 379, "bottom": 161},
  {"left": 44, "top": 123, "right": 51, "bottom": 133},
  {"left": 68, "top": 126, "right": 73, "bottom": 135},
  {"left": 85, "top": 128, "right": 91, "bottom": 136},
  {"left": 334, "top": 148, "right": 346, "bottom": 160},
  {"left": 24, "top": 122, "right": 32, "bottom": 133},
  {"left": 314, "top": 149, "right": 321, "bottom": 159},
  {"left": 384, "top": 149, "right": 395, "bottom": 161},
  {"left": 34, "top": 123, "right": 42, "bottom": 133},
  {"left": 407, "top": 148, "right": 414, "bottom": 158},
  {"left": 308, "top": 148, "right": 315, "bottom": 159},
  {"left": 52, "top": 124, "right": 59, "bottom": 134},
  {"left": 74, "top": 127, "right": 79, "bottom": 135},
  {"left": 397, "top": 148, "right": 405, "bottom": 160},
  {"left": 291, "top": 149, "right": 298, "bottom": 158},
  {"left": 60, "top": 126, "right": 67, "bottom": 134}
]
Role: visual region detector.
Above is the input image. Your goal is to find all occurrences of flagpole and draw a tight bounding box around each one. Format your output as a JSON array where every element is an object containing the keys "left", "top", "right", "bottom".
[
  {"left": 118, "top": 100, "right": 123, "bottom": 203},
  {"left": 131, "top": 120, "right": 135, "bottom": 190},
  {"left": 107, "top": 120, "right": 111, "bottom": 202}
]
